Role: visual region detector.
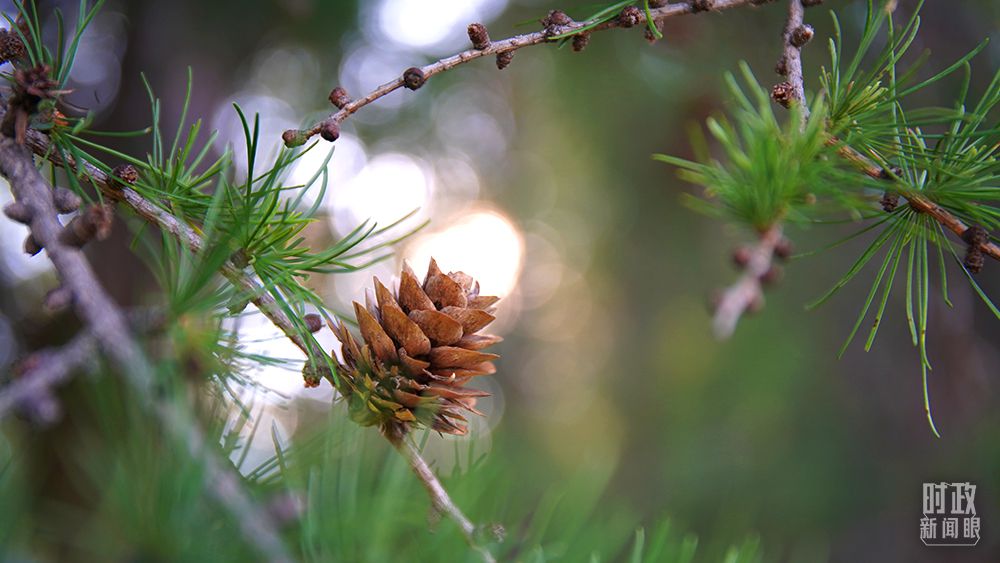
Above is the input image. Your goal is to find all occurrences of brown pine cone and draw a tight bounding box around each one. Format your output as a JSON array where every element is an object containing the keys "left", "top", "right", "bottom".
[{"left": 331, "top": 259, "right": 502, "bottom": 435}]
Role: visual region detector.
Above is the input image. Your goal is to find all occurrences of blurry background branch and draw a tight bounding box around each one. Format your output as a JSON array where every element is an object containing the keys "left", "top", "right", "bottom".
[
  {"left": 0, "top": 134, "right": 294, "bottom": 563},
  {"left": 711, "top": 0, "right": 811, "bottom": 338},
  {"left": 293, "top": 0, "right": 778, "bottom": 145},
  {"left": 9, "top": 110, "right": 331, "bottom": 370},
  {"left": 0, "top": 329, "right": 94, "bottom": 421},
  {"left": 385, "top": 425, "right": 497, "bottom": 562}
]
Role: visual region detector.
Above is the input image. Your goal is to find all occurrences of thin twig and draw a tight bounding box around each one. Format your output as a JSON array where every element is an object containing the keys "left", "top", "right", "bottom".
[
  {"left": 778, "top": 0, "right": 809, "bottom": 125},
  {"left": 0, "top": 135, "right": 294, "bottom": 563},
  {"left": 834, "top": 141, "right": 1000, "bottom": 261},
  {"left": 17, "top": 122, "right": 327, "bottom": 367},
  {"left": 0, "top": 331, "right": 96, "bottom": 419},
  {"left": 303, "top": 0, "right": 772, "bottom": 141},
  {"left": 712, "top": 0, "right": 809, "bottom": 338},
  {"left": 713, "top": 225, "right": 783, "bottom": 338},
  {"left": 384, "top": 425, "right": 496, "bottom": 563}
]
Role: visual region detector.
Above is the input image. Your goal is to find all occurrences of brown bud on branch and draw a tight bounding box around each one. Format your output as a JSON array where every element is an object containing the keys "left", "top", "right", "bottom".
[
  {"left": 58, "top": 204, "right": 113, "bottom": 248},
  {"left": 467, "top": 23, "right": 490, "bottom": 50},
  {"left": 329, "top": 86, "right": 351, "bottom": 109},
  {"left": 402, "top": 67, "right": 426, "bottom": 90}
]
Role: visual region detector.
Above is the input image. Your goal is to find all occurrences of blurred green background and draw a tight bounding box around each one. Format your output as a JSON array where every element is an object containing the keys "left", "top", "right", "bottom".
[{"left": 1, "top": 0, "right": 999, "bottom": 561}]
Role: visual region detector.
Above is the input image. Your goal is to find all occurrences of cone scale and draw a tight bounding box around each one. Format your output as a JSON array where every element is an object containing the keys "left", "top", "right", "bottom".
[{"left": 331, "top": 259, "right": 502, "bottom": 435}]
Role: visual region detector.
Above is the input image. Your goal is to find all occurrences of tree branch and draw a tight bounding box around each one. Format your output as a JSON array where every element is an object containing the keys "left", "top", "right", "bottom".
[
  {"left": 0, "top": 135, "right": 294, "bottom": 563},
  {"left": 834, "top": 141, "right": 1000, "bottom": 261},
  {"left": 384, "top": 425, "right": 496, "bottom": 563},
  {"left": 0, "top": 330, "right": 95, "bottom": 420},
  {"left": 775, "top": 0, "right": 810, "bottom": 124},
  {"left": 712, "top": 0, "right": 809, "bottom": 338},
  {"left": 299, "top": 0, "right": 775, "bottom": 142},
  {"left": 712, "top": 225, "right": 784, "bottom": 338},
  {"left": 18, "top": 123, "right": 328, "bottom": 368}
]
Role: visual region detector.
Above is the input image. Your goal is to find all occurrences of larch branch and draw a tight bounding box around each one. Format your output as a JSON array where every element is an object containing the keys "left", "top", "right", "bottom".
[
  {"left": 0, "top": 135, "right": 293, "bottom": 563},
  {"left": 712, "top": 0, "right": 809, "bottom": 338},
  {"left": 384, "top": 425, "right": 496, "bottom": 563},
  {"left": 834, "top": 141, "right": 1000, "bottom": 261},
  {"left": 302, "top": 0, "right": 775, "bottom": 142}
]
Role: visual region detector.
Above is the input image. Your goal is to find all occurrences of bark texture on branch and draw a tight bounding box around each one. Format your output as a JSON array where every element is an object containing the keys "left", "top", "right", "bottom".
[{"left": 0, "top": 135, "right": 293, "bottom": 563}]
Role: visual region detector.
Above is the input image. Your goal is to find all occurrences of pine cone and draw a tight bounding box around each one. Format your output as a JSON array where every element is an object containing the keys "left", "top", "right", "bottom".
[{"left": 331, "top": 259, "right": 502, "bottom": 435}]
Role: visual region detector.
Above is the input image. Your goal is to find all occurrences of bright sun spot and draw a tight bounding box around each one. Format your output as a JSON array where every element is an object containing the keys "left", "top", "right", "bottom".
[
  {"left": 405, "top": 209, "right": 524, "bottom": 297},
  {"left": 374, "top": 0, "right": 509, "bottom": 51}
]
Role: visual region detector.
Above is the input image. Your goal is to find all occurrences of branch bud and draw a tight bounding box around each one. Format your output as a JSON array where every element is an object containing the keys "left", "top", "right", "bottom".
[
  {"left": 572, "top": 32, "right": 591, "bottom": 52},
  {"left": 790, "top": 24, "right": 814, "bottom": 47},
  {"left": 319, "top": 120, "right": 340, "bottom": 143},
  {"left": 282, "top": 129, "right": 309, "bottom": 148},
  {"left": 3, "top": 201, "right": 32, "bottom": 223},
  {"left": 43, "top": 285, "right": 73, "bottom": 312},
  {"left": 402, "top": 67, "right": 426, "bottom": 90},
  {"left": 329, "top": 86, "right": 351, "bottom": 109},
  {"left": 111, "top": 163, "right": 140, "bottom": 186},
  {"left": 618, "top": 6, "right": 642, "bottom": 27},
  {"left": 0, "top": 30, "right": 26, "bottom": 64},
  {"left": 59, "top": 204, "right": 113, "bottom": 248},
  {"left": 467, "top": 23, "right": 490, "bottom": 50},
  {"left": 304, "top": 313, "right": 324, "bottom": 334},
  {"left": 732, "top": 246, "right": 751, "bottom": 269},
  {"left": 759, "top": 265, "right": 783, "bottom": 286},
  {"left": 774, "top": 238, "right": 793, "bottom": 261},
  {"left": 541, "top": 10, "right": 572, "bottom": 27},
  {"left": 962, "top": 225, "right": 988, "bottom": 273},
  {"left": 496, "top": 51, "right": 514, "bottom": 70},
  {"left": 879, "top": 192, "right": 899, "bottom": 212},
  {"left": 24, "top": 233, "right": 41, "bottom": 255},
  {"left": 774, "top": 55, "right": 788, "bottom": 76},
  {"left": 771, "top": 82, "right": 795, "bottom": 107},
  {"left": 691, "top": 0, "right": 715, "bottom": 12},
  {"left": 645, "top": 21, "right": 665, "bottom": 44},
  {"left": 52, "top": 188, "right": 82, "bottom": 214}
]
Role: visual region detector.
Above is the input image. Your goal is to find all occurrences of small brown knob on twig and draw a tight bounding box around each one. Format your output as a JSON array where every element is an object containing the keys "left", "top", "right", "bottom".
[
  {"left": 771, "top": 82, "right": 795, "bottom": 107},
  {"left": 3, "top": 201, "right": 32, "bottom": 223},
  {"left": 402, "top": 67, "right": 426, "bottom": 90},
  {"left": 282, "top": 129, "right": 308, "bottom": 148},
  {"left": 52, "top": 188, "right": 82, "bottom": 214},
  {"left": 59, "top": 204, "right": 113, "bottom": 248},
  {"left": 618, "top": 6, "right": 642, "bottom": 28},
  {"left": 44, "top": 285, "right": 73, "bottom": 312},
  {"left": 319, "top": 120, "right": 340, "bottom": 142},
  {"left": 329, "top": 86, "right": 351, "bottom": 109},
  {"left": 112, "top": 164, "right": 140, "bottom": 186},
  {"left": 496, "top": 51, "right": 514, "bottom": 70},
  {"left": 790, "top": 24, "right": 814, "bottom": 47},
  {"left": 304, "top": 313, "right": 324, "bottom": 334},
  {"left": 467, "top": 23, "right": 490, "bottom": 50},
  {"left": 692, "top": 0, "right": 715, "bottom": 13}
]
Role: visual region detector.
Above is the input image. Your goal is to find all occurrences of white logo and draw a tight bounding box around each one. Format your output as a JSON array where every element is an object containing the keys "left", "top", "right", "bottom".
[{"left": 921, "top": 482, "right": 980, "bottom": 546}]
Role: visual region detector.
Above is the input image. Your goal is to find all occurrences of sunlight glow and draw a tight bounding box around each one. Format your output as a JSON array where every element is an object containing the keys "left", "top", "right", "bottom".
[
  {"left": 373, "top": 0, "right": 509, "bottom": 51},
  {"left": 405, "top": 208, "right": 524, "bottom": 297}
]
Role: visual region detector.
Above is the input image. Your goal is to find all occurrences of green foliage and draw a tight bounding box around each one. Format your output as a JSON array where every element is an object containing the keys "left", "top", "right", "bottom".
[
  {"left": 239, "top": 406, "right": 763, "bottom": 562},
  {"left": 654, "top": 63, "right": 853, "bottom": 231},
  {"left": 656, "top": 0, "right": 998, "bottom": 435}
]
